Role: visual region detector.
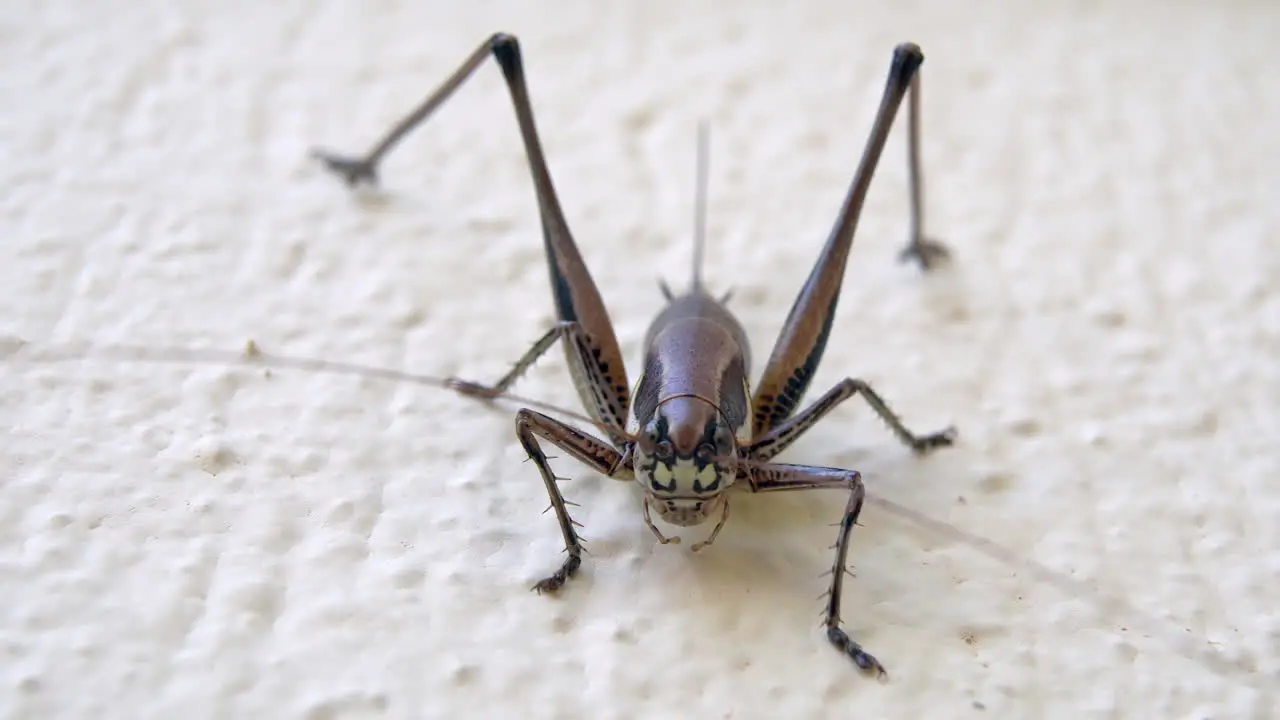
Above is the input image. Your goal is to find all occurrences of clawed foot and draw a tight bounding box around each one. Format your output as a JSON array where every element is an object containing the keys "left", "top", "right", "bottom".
[
  {"left": 310, "top": 148, "right": 380, "bottom": 187},
  {"left": 531, "top": 553, "right": 582, "bottom": 595},
  {"left": 910, "top": 425, "right": 958, "bottom": 455},
  {"left": 898, "top": 236, "right": 951, "bottom": 271},
  {"left": 827, "top": 625, "right": 889, "bottom": 680}
]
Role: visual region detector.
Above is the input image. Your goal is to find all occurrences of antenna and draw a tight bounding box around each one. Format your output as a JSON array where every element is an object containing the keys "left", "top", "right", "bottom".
[{"left": 691, "top": 119, "right": 711, "bottom": 291}]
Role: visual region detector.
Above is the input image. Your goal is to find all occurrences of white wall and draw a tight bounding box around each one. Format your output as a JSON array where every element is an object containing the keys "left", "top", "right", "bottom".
[{"left": 2, "top": 1, "right": 1276, "bottom": 718}]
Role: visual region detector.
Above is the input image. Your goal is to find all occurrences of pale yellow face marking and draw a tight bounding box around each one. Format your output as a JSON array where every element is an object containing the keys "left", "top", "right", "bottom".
[{"left": 648, "top": 458, "right": 720, "bottom": 495}]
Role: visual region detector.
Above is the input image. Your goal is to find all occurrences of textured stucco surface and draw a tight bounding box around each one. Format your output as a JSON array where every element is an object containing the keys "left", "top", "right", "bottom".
[{"left": 2, "top": 1, "right": 1278, "bottom": 718}]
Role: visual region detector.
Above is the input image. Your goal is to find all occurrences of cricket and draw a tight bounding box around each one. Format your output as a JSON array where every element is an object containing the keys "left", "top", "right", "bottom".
[
  {"left": 307, "top": 33, "right": 957, "bottom": 678},
  {"left": 4, "top": 32, "right": 1255, "bottom": 692}
]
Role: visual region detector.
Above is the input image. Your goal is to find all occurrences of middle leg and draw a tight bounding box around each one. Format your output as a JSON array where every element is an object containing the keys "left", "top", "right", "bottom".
[
  {"left": 449, "top": 320, "right": 632, "bottom": 449},
  {"left": 448, "top": 321, "right": 575, "bottom": 401},
  {"left": 745, "top": 378, "right": 956, "bottom": 463}
]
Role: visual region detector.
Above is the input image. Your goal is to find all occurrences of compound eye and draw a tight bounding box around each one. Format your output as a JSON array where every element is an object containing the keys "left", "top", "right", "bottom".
[
  {"left": 652, "top": 440, "right": 674, "bottom": 462},
  {"left": 694, "top": 443, "right": 715, "bottom": 465}
]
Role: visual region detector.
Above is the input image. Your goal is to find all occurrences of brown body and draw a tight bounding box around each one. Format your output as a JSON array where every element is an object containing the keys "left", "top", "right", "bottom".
[
  {"left": 633, "top": 290, "right": 752, "bottom": 444},
  {"left": 629, "top": 290, "right": 752, "bottom": 532},
  {"left": 313, "top": 33, "right": 956, "bottom": 679}
]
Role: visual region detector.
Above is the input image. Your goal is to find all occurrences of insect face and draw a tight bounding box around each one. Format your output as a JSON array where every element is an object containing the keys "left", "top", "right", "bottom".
[{"left": 634, "top": 395, "right": 737, "bottom": 527}]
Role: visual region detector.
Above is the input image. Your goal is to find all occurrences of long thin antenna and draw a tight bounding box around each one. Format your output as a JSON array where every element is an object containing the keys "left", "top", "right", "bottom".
[
  {"left": 691, "top": 119, "right": 711, "bottom": 292},
  {"left": 7, "top": 340, "right": 630, "bottom": 443}
]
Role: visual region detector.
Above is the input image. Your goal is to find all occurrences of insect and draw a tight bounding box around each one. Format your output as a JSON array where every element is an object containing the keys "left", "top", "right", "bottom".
[{"left": 309, "top": 34, "right": 955, "bottom": 678}]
